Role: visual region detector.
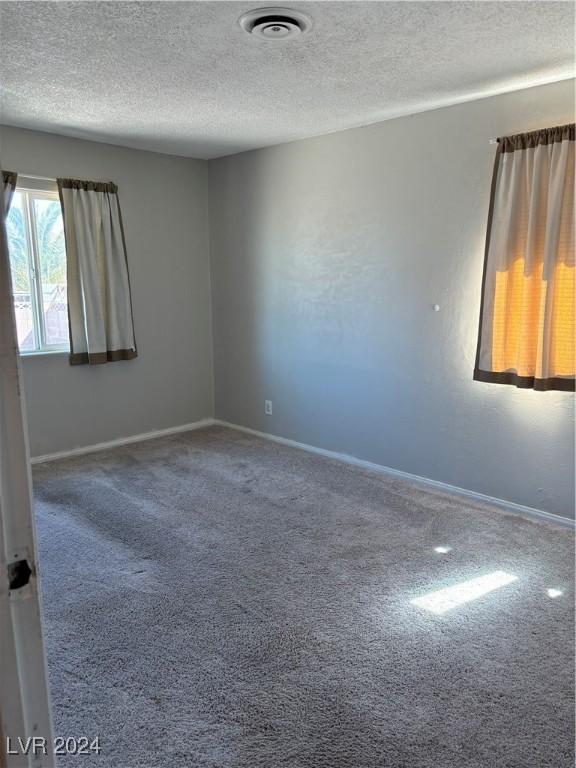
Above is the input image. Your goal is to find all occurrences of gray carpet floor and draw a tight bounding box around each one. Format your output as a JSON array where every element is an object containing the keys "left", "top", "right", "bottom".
[{"left": 33, "top": 426, "right": 574, "bottom": 768}]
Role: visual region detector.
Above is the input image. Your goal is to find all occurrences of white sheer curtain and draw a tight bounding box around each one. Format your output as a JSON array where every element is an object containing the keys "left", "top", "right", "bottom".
[
  {"left": 57, "top": 178, "right": 138, "bottom": 365},
  {"left": 474, "top": 124, "right": 575, "bottom": 391}
]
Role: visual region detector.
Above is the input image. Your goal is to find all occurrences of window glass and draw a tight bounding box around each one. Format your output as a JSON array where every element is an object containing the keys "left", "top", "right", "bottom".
[
  {"left": 33, "top": 198, "right": 69, "bottom": 347},
  {"left": 7, "top": 192, "right": 37, "bottom": 351},
  {"left": 6, "top": 187, "right": 69, "bottom": 353}
]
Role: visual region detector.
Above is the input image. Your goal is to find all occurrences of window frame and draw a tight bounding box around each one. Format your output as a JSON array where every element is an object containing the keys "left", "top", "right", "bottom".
[{"left": 8, "top": 179, "right": 70, "bottom": 356}]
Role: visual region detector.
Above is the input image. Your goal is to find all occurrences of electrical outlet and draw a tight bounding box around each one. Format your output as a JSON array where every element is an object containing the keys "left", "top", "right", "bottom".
[{"left": 265, "top": 400, "right": 273, "bottom": 415}]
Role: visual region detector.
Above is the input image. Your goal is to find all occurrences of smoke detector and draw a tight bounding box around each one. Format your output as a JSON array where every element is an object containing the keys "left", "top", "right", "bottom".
[{"left": 239, "top": 7, "right": 313, "bottom": 40}]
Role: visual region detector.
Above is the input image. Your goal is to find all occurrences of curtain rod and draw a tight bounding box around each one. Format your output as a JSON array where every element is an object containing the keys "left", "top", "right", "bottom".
[{"left": 17, "top": 173, "right": 117, "bottom": 183}]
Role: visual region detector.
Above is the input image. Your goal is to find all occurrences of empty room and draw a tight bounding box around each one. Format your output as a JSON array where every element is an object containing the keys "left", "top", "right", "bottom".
[{"left": 0, "top": 2, "right": 574, "bottom": 767}]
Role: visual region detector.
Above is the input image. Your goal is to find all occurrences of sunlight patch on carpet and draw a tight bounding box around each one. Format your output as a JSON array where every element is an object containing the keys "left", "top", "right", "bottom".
[{"left": 411, "top": 571, "right": 518, "bottom": 615}]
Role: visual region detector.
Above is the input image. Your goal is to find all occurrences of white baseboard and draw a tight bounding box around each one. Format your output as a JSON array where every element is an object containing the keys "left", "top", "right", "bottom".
[
  {"left": 214, "top": 419, "right": 575, "bottom": 530},
  {"left": 30, "top": 416, "right": 574, "bottom": 530},
  {"left": 30, "top": 418, "right": 216, "bottom": 465}
]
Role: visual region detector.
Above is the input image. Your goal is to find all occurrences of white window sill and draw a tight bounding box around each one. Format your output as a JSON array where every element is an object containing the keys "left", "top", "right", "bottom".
[{"left": 20, "top": 350, "right": 70, "bottom": 358}]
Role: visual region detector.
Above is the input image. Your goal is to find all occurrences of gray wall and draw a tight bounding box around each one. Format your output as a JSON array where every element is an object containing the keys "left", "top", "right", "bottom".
[
  {"left": 2, "top": 82, "right": 574, "bottom": 517},
  {"left": 0, "top": 126, "right": 213, "bottom": 456},
  {"left": 209, "top": 79, "right": 575, "bottom": 519}
]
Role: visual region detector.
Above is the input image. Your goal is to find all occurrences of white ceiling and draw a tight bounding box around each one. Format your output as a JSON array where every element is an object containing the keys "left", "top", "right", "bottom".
[{"left": 0, "top": 1, "right": 574, "bottom": 159}]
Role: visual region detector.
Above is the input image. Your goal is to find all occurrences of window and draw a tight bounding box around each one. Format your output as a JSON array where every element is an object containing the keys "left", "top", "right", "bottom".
[{"left": 6, "top": 181, "right": 69, "bottom": 354}]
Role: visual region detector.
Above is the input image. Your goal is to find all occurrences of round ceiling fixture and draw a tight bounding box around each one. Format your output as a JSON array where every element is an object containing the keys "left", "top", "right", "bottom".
[{"left": 239, "top": 7, "right": 313, "bottom": 40}]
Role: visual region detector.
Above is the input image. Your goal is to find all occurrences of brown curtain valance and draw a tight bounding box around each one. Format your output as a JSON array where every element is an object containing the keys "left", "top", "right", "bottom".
[
  {"left": 58, "top": 178, "right": 118, "bottom": 194},
  {"left": 498, "top": 123, "right": 575, "bottom": 153},
  {"left": 1, "top": 171, "right": 18, "bottom": 217},
  {"left": 2, "top": 170, "right": 18, "bottom": 188}
]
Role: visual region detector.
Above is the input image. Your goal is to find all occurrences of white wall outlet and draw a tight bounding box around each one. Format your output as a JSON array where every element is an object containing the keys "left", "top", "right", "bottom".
[{"left": 265, "top": 400, "right": 273, "bottom": 415}]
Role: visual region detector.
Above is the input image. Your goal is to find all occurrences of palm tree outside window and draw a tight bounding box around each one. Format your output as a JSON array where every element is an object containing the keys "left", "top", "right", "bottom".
[{"left": 6, "top": 178, "right": 69, "bottom": 354}]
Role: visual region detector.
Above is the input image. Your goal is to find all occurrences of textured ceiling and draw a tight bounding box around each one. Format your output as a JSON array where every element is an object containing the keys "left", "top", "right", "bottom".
[{"left": 0, "top": 1, "right": 574, "bottom": 159}]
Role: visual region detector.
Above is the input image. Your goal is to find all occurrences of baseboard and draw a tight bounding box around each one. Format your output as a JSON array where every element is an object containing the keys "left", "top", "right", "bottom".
[
  {"left": 214, "top": 419, "right": 575, "bottom": 530},
  {"left": 30, "top": 416, "right": 574, "bottom": 530},
  {"left": 30, "top": 418, "right": 216, "bottom": 465}
]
